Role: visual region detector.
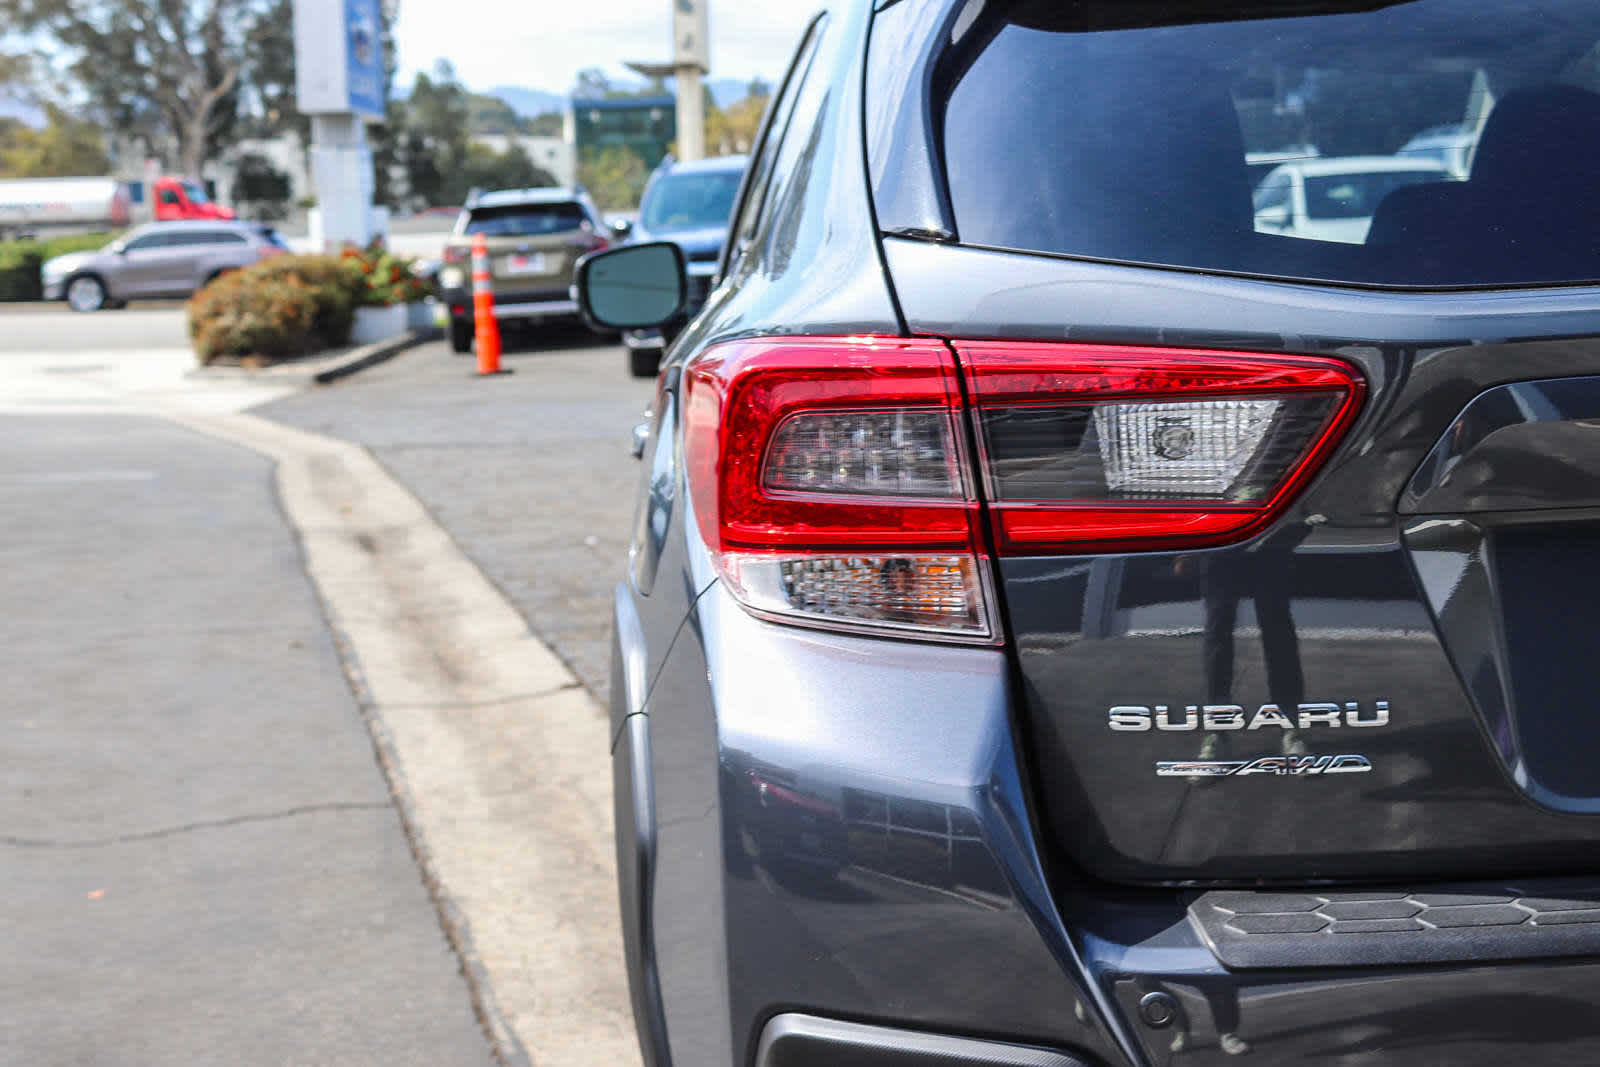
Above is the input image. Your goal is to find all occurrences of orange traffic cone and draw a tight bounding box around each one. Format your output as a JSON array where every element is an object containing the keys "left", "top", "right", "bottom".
[{"left": 470, "top": 232, "right": 507, "bottom": 375}]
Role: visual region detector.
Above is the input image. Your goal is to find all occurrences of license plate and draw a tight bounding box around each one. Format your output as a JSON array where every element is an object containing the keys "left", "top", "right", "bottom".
[{"left": 506, "top": 252, "right": 547, "bottom": 274}]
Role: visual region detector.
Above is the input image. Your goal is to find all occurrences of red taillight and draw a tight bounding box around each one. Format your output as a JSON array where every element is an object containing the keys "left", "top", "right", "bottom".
[
  {"left": 442, "top": 246, "right": 468, "bottom": 265},
  {"left": 682, "top": 336, "right": 1363, "bottom": 641},
  {"left": 684, "top": 337, "right": 993, "bottom": 640},
  {"left": 685, "top": 337, "right": 978, "bottom": 553},
  {"left": 954, "top": 342, "right": 1363, "bottom": 554}
]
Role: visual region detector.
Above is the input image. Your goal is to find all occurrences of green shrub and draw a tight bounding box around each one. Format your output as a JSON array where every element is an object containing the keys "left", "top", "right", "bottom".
[
  {"left": 244, "top": 254, "right": 359, "bottom": 346},
  {"left": 0, "top": 231, "right": 119, "bottom": 302},
  {"left": 188, "top": 253, "right": 359, "bottom": 364},
  {"left": 339, "top": 245, "right": 429, "bottom": 306}
]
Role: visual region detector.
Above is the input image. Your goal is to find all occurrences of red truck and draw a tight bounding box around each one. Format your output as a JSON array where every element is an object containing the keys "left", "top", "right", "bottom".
[{"left": 0, "top": 174, "right": 234, "bottom": 239}]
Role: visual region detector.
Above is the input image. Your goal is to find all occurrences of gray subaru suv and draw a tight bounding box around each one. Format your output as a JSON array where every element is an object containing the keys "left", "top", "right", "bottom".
[
  {"left": 579, "top": 1, "right": 1600, "bottom": 1064},
  {"left": 42, "top": 220, "right": 286, "bottom": 311}
]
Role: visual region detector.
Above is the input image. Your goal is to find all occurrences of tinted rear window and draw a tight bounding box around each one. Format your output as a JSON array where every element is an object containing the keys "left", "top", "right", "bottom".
[
  {"left": 464, "top": 202, "right": 586, "bottom": 237},
  {"left": 931, "top": 0, "right": 1600, "bottom": 287}
]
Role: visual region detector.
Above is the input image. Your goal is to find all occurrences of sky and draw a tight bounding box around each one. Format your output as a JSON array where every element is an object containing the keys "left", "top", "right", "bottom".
[{"left": 394, "top": 1, "right": 815, "bottom": 95}]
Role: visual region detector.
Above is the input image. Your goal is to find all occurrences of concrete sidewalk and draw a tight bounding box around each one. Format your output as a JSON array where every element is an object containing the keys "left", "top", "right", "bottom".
[{"left": 171, "top": 408, "right": 640, "bottom": 1067}]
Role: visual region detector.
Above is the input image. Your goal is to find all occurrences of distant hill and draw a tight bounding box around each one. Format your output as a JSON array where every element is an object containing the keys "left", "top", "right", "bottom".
[
  {"left": 482, "top": 78, "right": 763, "bottom": 119},
  {"left": 485, "top": 86, "right": 566, "bottom": 118}
]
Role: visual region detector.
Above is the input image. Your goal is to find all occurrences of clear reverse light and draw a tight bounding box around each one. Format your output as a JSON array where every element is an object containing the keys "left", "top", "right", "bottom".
[{"left": 1094, "top": 398, "right": 1280, "bottom": 498}]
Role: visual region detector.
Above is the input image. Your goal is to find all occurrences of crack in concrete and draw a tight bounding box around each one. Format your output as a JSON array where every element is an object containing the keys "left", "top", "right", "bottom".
[
  {"left": 366, "top": 685, "right": 583, "bottom": 713},
  {"left": 2, "top": 801, "right": 391, "bottom": 848}
]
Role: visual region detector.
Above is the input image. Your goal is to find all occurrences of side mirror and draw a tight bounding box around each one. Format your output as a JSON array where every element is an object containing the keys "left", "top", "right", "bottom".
[
  {"left": 576, "top": 242, "right": 686, "bottom": 331},
  {"left": 610, "top": 218, "right": 634, "bottom": 240}
]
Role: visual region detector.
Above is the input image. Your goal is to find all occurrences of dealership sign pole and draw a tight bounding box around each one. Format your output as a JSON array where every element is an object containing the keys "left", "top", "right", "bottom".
[{"left": 294, "top": 0, "right": 386, "bottom": 250}]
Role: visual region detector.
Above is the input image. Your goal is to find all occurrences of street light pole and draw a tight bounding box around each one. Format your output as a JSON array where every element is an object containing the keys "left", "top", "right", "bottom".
[
  {"left": 676, "top": 65, "right": 705, "bottom": 161},
  {"left": 627, "top": 0, "right": 710, "bottom": 161},
  {"left": 672, "top": 0, "right": 709, "bottom": 161}
]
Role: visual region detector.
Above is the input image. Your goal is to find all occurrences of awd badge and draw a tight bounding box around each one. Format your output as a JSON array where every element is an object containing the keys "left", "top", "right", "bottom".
[{"left": 1156, "top": 754, "right": 1373, "bottom": 777}]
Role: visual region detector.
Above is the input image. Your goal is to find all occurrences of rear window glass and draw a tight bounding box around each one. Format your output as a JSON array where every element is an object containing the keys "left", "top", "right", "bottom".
[
  {"left": 463, "top": 202, "right": 586, "bottom": 237},
  {"left": 933, "top": 0, "right": 1600, "bottom": 287},
  {"left": 640, "top": 171, "right": 744, "bottom": 232}
]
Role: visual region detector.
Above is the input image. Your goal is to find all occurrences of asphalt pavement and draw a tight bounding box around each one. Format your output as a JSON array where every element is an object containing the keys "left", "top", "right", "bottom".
[
  {"left": 0, "top": 304, "right": 191, "bottom": 352},
  {"left": 0, "top": 412, "right": 493, "bottom": 1064},
  {"left": 2, "top": 306, "right": 644, "bottom": 1063},
  {"left": 256, "top": 325, "right": 655, "bottom": 700}
]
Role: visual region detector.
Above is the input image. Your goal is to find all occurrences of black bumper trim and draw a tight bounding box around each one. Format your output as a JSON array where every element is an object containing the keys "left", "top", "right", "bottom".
[
  {"left": 756, "top": 1014, "right": 1094, "bottom": 1067},
  {"left": 1191, "top": 878, "right": 1600, "bottom": 968}
]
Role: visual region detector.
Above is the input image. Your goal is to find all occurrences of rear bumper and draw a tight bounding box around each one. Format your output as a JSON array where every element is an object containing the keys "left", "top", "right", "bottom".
[
  {"left": 492, "top": 298, "right": 578, "bottom": 320},
  {"left": 618, "top": 578, "right": 1600, "bottom": 1067},
  {"left": 437, "top": 284, "right": 577, "bottom": 322},
  {"left": 42, "top": 280, "right": 65, "bottom": 301}
]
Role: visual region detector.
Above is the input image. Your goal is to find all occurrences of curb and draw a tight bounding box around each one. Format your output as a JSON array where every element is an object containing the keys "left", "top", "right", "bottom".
[
  {"left": 159, "top": 410, "right": 640, "bottom": 1067},
  {"left": 188, "top": 328, "right": 435, "bottom": 386},
  {"left": 314, "top": 328, "right": 436, "bottom": 384}
]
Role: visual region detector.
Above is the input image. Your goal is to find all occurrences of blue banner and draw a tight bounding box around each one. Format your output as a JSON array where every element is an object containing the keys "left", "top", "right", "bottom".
[{"left": 344, "top": 0, "right": 384, "bottom": 120}]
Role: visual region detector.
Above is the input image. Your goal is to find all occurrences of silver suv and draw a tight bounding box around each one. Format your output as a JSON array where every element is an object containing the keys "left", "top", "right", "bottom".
[{"left": 42, "top": 220, "right": 288, "bottom": 311}]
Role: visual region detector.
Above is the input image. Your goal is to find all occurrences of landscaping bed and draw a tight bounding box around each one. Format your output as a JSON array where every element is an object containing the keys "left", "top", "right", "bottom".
[{"left": 188, "top": 247, "right": 428, "bottom": 366}]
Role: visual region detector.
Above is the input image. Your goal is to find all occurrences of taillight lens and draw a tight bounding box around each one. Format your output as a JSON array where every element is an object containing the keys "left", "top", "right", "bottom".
[
  {"left": 683, "top": 337, "right": 994, "bottom": 641},
  {"left": 442, "top": 245, "right": 468, "bottom": 264},
  {"left": 681, "top": 337, "right": 1363, "bottom": 641},
  {"left": 955, "top": 342, "right": 1363, "bottom": 554}
]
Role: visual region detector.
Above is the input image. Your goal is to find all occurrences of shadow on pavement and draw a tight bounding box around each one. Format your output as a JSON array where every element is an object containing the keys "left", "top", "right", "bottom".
[{"left": 472, "top": 321, "right": 618, "bottom": 356}]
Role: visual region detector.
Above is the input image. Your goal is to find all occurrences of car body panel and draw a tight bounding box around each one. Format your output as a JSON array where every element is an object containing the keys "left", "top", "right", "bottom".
[
  {"left": 609, "top": 0, "right": 1600, "bottom": 1064},
  {"left": 885, "top": 236, "right": 1600, "bottom": 882}
]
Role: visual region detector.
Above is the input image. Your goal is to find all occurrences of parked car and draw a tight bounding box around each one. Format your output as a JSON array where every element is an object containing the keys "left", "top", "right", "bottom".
[
  {"left": 436, "top": 187, "right": 609, "bottom": 353},
  {"left": 577, "top": 1, "right": 1600, "bottom": 1065},
  {"left": 41, "top": 220, "right": 286, "bottom": 311},
  {"left": 612, "top": 154, "right": 748, "bottom": 378},
  {"left": 1253, "top": 155, "right": 1451, "bottom": 243}
]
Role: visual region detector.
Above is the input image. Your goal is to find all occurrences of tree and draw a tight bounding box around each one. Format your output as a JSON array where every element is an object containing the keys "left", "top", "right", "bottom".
[
  {"left": 706, "top": 83, "right": 771, "bottom": 156},
  {"left": 527, "top": 111, "right": 563, "bottom": 137},
  {"left": 0, "top": 0, "right": 272, "bottom": 177},
  {"left": 466, "top": 93, "right": 524, "bottom": 136},
  {"left": 573, "top": 68, "right": 613, "bottom": 101},
  {"left": 401, "top": 64, "right": 472, "bottom": 206},
  {"left": 242, "top": 0, "right": 302, "bottom": 139},
  {"left": 230, "top": 151, "right": 291, "bottom": 218},
  {"left": 578, "top": 144, "right": 648, "bottom": 212},
  {"left": 0, "top": 103, "right": 111, "bottom": 176},
  {"left": 461, "top": 142, "right": 556, "bottom": 193}
]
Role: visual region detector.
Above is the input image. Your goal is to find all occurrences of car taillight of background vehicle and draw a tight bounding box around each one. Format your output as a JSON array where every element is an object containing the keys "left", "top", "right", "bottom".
[
  {"left": 442, "top": 246, "right": 468, "bottom": 265},
  {"left": 682, "top": 338, "right": 1362, "bottom": 642}
]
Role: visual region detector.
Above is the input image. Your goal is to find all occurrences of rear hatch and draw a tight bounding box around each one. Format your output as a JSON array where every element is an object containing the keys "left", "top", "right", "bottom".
[
  {"left": 449, "top": 199, "right": 600, "bottom": 298},
  {"left": 870, "top": 0, "right": 1600, "bottom": 884}
]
